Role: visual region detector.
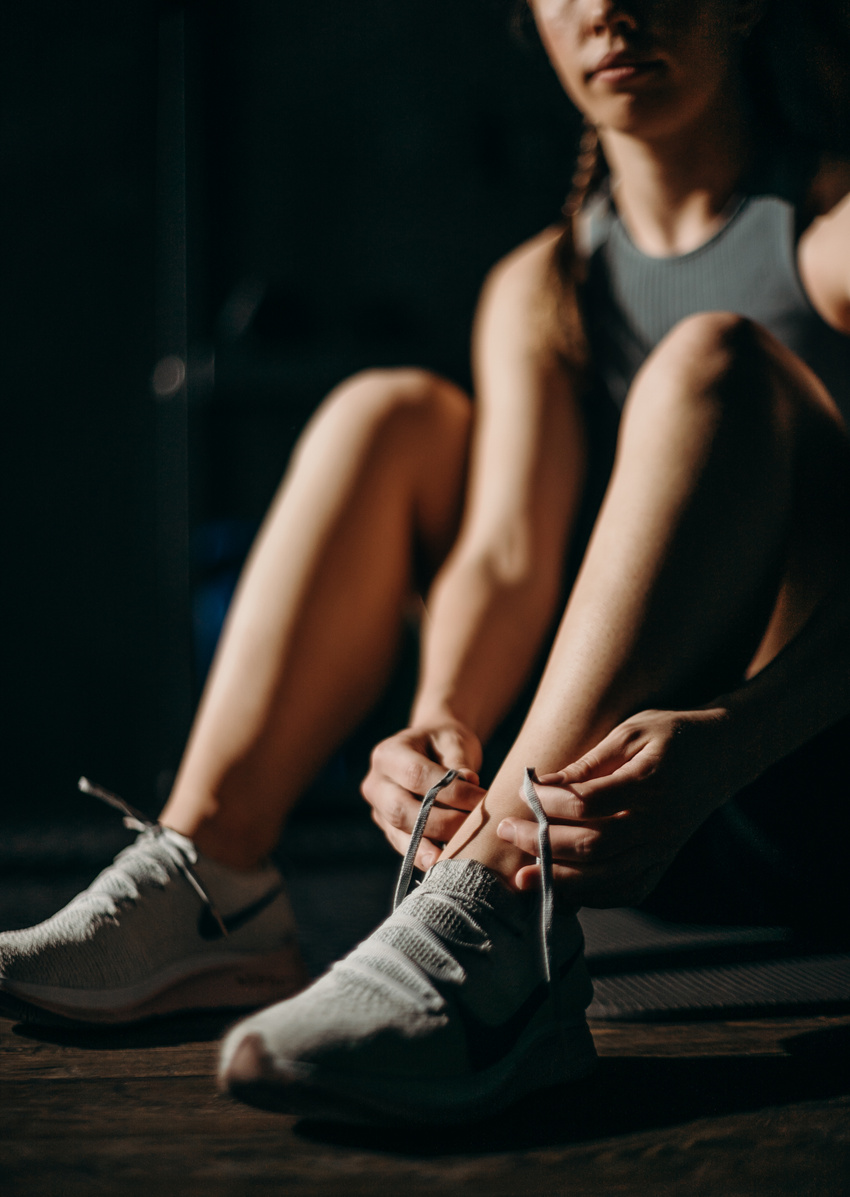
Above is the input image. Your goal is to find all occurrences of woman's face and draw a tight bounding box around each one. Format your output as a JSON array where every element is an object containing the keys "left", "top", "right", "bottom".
[{"left": 531, "top": 0, "right": 753, "bottom": 140}]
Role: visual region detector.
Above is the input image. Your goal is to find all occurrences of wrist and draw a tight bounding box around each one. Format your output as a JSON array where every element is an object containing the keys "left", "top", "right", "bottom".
[
  {"left": 409, "top": 694, "right": 472, "bottom": 734},
  {"left": 698, "top": 697, "right": 760, "bottom": 798}
]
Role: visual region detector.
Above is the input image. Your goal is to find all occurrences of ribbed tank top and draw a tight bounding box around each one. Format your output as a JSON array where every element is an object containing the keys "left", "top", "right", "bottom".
[{"left": 579, "top": 146, "right": 850, "bottom": 427}]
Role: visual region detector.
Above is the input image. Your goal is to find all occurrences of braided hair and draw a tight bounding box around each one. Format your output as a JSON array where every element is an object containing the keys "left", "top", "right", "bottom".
[{"left": 535, "top": 120, "right": 607, "bottom": 372}]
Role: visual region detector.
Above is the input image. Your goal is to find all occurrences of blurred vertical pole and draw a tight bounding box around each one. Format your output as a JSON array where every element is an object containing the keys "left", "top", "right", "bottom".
[{"left": 153, "top": 2, "right": 193, "bottom": 797}]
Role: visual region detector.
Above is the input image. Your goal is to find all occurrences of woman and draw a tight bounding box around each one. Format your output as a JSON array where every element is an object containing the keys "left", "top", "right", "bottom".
[{"left": 2, "top": 0, "right": 850, "bottom": 1122}]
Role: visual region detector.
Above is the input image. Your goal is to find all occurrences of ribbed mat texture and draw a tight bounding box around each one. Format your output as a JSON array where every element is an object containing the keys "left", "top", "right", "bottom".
[{"left": 579, "top": 907, "right": 850, "bottom": 1020}]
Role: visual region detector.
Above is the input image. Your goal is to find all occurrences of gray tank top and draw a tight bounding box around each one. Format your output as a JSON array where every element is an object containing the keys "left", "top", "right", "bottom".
[{"left": 579, "top": 147, "right": 850, "bottom": 426}]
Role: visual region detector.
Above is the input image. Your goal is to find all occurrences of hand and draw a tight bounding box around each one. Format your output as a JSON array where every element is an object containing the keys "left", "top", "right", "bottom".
[
  {"left": 497, "top": 706, "right": 735, "bottom": 906},
  {"left": 361, "top": 721, "right": 486, "bottom": 869}
]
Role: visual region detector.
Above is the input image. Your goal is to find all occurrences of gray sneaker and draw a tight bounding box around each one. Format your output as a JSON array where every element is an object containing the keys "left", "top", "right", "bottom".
[
  {"left": 0, "top": 782, "right": 307, "bottom": 1025},
  {"left": 219, "top": 772, "right": 597, "bottom": 1125}
]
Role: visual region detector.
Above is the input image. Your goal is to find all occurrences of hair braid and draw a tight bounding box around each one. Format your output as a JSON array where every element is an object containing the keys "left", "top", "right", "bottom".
[
  {"left": 534, "top": 121, "right": 607, "bottom": 371},
  {"left": 563, "top": 120, "right": 606, "bottom": 217}
]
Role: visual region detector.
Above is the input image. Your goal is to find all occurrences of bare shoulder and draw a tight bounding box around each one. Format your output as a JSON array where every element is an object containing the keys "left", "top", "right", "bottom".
[
  {"left": 473, "top": 224, "right": 580, "bottom": 378},
  {"left": 798, "top": 155, "right": 850, "bottom": 333},
  {"left": 477, "top": 226, "right": 563, "bottom": 317},
  {"left": 472, "top": 225, "right": 577, "bottom": 408}
]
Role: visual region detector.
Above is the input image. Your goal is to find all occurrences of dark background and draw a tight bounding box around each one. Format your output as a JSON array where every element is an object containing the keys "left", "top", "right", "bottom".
[{"left": 1, "top": 0, "right": 580, "bottom": 827}]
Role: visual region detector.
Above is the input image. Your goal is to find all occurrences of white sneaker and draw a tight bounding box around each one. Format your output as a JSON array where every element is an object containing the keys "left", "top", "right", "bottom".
[
  {"left": 218, "top": 770, "right": 597, "bottom": 1125},
  {"left": 219, "top": 858, "right": 596, "bottom": 1124},
  {"left": 0, "top": 783, "right": 307, "bottom": 1025}
]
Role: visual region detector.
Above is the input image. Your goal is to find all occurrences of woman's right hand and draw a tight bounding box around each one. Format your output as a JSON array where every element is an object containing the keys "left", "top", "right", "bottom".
[{"left": 361, "top": 721, "right": 485, "bottom": 869}]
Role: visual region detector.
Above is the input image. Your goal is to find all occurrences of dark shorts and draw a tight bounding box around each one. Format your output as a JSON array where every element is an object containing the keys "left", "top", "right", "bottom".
[{"left": 642, "top": 717, "right": 850, "bottom": 939}]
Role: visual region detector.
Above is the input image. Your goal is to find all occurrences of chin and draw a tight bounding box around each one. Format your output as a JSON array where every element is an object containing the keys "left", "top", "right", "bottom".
[{"left": 591, "top": 94, "right": 691, "bottom": 142}]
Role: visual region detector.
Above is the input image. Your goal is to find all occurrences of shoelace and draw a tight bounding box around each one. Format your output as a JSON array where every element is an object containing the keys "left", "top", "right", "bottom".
[
  {"left": 393, "top": 770, "right": 459, "bottom": 911},
  {"left": 521, "top": 767, "right": 555, "bottom": 986},
  {"left": 78, "top": 777, "right": 229, "bottom": 937},
  {"left": 393, "top": 766, "right": 556, "bottom": 985}
]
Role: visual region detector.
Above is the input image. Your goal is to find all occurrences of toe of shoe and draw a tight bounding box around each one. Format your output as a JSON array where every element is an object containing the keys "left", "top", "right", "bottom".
[
  {"left": 218, "top": 1032, "right": 272, "bottom": 1090},
  {"left": 218, "top": 1024, "right": 320, "bottom": 1119},
  {"left": 218, "top": 1012, "right": 308, "bottom": 1090}
]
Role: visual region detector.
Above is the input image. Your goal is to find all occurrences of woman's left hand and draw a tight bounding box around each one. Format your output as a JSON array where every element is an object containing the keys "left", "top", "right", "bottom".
[{"left": 496, "top": 706, "right": 738, "bottom": 907}]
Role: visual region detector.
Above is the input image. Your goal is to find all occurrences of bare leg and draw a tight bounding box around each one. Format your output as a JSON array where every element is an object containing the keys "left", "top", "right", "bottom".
[
  {"left": 443, "top": 312, "right": 850, "bottom": 877},
  {"left": 161, "top": 369, "right": 471, "bottom": 868}
]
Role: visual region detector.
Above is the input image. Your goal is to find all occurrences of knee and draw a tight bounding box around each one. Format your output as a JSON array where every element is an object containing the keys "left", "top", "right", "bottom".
[
  {"left": 626, "top": 312, "right": 782, "bottom": 429},
  {"left": 311, "top": 368, "right": 471, "bottom": 453},
  {"left": 658, "top": 310, "right": 771, "bottom": 380},
  {"left": 285, "top": 368, "right": 471, "bottom": 511}
]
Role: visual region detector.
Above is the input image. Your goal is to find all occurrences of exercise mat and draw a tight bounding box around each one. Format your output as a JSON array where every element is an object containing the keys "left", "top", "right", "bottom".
[{"left": 579, "top": 906, "right": 850, "bottom": 1020}]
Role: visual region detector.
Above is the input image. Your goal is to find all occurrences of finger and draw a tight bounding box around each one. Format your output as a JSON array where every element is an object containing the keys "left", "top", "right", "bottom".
[
  {"left": 517, "top": 781, "right": 592, "bottom": 820},
  {"left": 370, "top": 810, "right": 443, "bottom": 870},
  {"left": 517, "top": 777, "right": 629, "bottom": 820},
  {"left": 369, "top": 776, "right": 479, "bottom": 842},
  {"left": 362, "top": 776, "right": 425, "bottom": 833},
  {"left": 499, "top": 813, "right": 637, "bottom": 863},
  {"left": 424, "top": 805, "right": 477, "bottom": 843},
  {"left": 499, "top": 815, "right": 553, "bottom": 859},
  {"left": 429, "top": 727, "right": 482, "bottom": 784},
  {"left": 523, "top": 764, "right": 651, "bottom": 820},
  {"left": 372, "top": 737, "right": 483, "bottom": 804},
  {"left": 538, "top": 727, "right": 636, "bottom": 787},
  {"left": 514, "top": 852, "right": 655, "bottom": 905},
  {"left": 548, "top": 815, "right": 639, "bottom": 860},
  {"left": 364, "top": 765, "right": 482, "bottom": 818},
  {"left": 368, "top": 734, "right": 447, "bottom": 798},
  {"left": 371, "top": 808, "right": 412, "bottom": 859},
  {"left": 431, "top": 782, "right": 485, "bottom": 812},
  {"left": 559, "top": 749, "right": 628, "bottom": 785},
  {"left": 562, "top": 753, "right": 659, "bottom": 817},
  {"left": 542, "top": 781, "right": 634, "bottom": 820}
]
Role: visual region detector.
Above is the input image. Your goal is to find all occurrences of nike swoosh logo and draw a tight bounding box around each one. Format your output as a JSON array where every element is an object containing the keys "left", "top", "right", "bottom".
[
  {"left": 455, "top": 941, "right": 585, "bottom": 1073},
  {"left": 197, "top": 885, "right": 284, "bottom": 941}
]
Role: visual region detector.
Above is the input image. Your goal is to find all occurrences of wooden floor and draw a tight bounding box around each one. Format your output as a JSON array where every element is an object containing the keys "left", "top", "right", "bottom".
[
  {"left": 2, "top": 1011, "right": 849, "bottom": 1196},
  {"left": 2, "top": 819, "right": 849, "bottom": 1194}
]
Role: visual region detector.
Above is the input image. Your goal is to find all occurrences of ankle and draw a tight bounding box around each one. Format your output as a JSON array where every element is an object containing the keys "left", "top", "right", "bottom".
[
  {"left": 451, "top": 844, "right": 525, "bottom": 892},
  {"left": 439, "top": 799, "right": 526, "bottom": 891},
  {"left": 159, "top": 814, "right": 273, "bottom": 872},
  {"left": 442, "top": 830, "right": 526, "bottom": 893}
]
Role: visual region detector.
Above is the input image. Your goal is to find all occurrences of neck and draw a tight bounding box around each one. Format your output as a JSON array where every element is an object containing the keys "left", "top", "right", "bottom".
[{"left": 600, "top": 88, "right": 754, "bottom": 257}]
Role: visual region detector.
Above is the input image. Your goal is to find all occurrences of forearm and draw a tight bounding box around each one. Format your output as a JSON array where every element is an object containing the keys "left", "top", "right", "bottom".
[
  {"left": 713, "top": 592, "right": 850, "bottom": 792},
  {"left": 410, "top": 550, "right": 562, "bottom": 741}
]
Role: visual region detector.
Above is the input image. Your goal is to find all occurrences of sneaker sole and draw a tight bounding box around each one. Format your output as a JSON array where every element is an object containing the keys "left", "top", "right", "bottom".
[
  {"left": 224, "top": 1018, "right": 598, "bottom": 1125},
  {"left": 0, "top": 945, "right": 309, "bottom": 1027}
]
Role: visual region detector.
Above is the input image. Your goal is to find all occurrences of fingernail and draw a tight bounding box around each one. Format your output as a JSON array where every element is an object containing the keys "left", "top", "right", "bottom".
[
  {"left": 422, "top": 853, "right": 438, "bottom": 869},
  {"left": 497, "top": 820, "right": 515, "bottom": 843}
]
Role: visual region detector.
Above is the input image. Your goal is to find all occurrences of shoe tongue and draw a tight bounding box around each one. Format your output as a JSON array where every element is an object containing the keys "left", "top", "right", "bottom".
[
  {"left": 416, "top": 859, "right": 528, "bottom": 919},
  {"left": 86, "top": 827, "right": 178, "bottom": 903},
  {"left": 159, "top": 825, "right": 198, "bottom": 863}
]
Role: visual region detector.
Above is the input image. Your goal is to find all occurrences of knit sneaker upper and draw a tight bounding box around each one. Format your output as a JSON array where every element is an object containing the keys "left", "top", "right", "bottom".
[
  {"left": 0, "top": 826, "right": 292, "bottom": 992},
  {"left": 220, "top": 859, "right": 592, "bottom": 1083}
]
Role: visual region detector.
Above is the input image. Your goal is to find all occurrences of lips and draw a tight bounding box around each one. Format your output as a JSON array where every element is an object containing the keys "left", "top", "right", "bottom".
[{"left": 587, "top": 51, "right": 663, "bottom": 80}]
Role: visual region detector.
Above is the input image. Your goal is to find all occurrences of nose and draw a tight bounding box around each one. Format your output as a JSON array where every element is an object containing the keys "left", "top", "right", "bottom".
[{"left": 587, "top": 0, "right": 639, "bottom": 36}]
